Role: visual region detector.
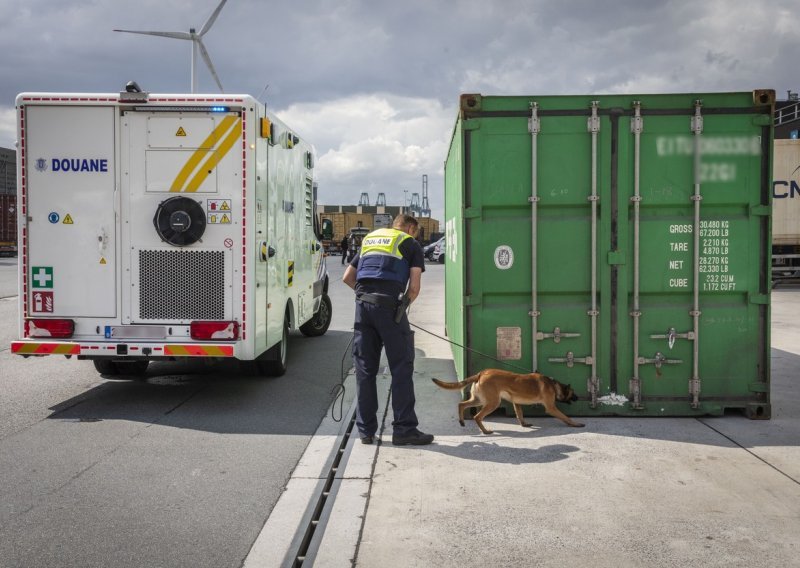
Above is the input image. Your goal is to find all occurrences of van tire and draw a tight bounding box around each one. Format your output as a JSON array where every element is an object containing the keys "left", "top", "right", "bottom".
[
  {"left": 93, "top": 359, "right": 119, "bottom": 375},
  {"left": 93, "top": 359, "right": 149, "bottom": 377},
  {"left": 300, "top": 294, "right": 332, "bottom": 337},
  {"left": 260, "top": 311, "right": 289, "bottom": 376}
]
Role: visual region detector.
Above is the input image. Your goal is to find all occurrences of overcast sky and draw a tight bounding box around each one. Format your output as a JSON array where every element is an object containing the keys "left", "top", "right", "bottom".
[{"left": 1, "top": 0, "right": 797, "bottom": 220}]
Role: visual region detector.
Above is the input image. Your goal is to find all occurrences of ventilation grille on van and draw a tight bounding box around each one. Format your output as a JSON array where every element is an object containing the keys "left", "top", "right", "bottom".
[{"left": 138, "top": 250, "right": 225, "bottom": 320}]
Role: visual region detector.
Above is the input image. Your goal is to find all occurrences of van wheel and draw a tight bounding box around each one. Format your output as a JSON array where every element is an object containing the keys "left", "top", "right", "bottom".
[
  {"left": 259, "top": 311, "right": 289, "bottom": 376},
  {"left": 93, "top": 359, "right": 119, "bottom": 376},
  {"left": 300, "top": 294, "right": 332, "bottom": 337}
]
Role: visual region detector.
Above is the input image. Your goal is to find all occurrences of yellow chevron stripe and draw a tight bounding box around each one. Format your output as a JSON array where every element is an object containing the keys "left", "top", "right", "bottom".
[
  {"left": 170, "top": 115, "right": 239, "bottom": 192},
  {"left": 184, "top": 118, "right": 242, "bottom": 193},
  {"left": 13, "top": 343, "right": 42, "bottom": 354}
]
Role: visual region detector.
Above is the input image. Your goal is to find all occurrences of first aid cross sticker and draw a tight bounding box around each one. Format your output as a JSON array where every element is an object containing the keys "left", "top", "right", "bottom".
[{"left": 32, "top": 266, "right": 53, "bottom": 289}]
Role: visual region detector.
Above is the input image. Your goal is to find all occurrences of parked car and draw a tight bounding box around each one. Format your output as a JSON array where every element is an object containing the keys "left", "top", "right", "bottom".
[
  {"left": 432, "top": 239, "right": 446, "bottom": 263},
  {"left": 424, "top": 237, "right": 444, "bottom": 260}
]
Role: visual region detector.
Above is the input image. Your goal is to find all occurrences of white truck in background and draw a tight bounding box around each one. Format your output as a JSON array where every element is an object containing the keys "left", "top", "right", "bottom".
[
  {"left": 772, "top": 139, "right": 800, "bottom": 285},
  {"left": 12, "top": 85, "right": 332, "bottom": 376}
]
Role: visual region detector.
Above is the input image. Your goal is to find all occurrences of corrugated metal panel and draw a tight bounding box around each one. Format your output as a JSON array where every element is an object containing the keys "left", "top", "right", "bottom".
[
  {"left": 0, "top": 194, "right": 17, "bottom": 252},
  {"left": 0, "top": 148, "right": 16, "bottom": 195},
  {"left": 445, "top": 91, "right": 772, "bottom": 418}
]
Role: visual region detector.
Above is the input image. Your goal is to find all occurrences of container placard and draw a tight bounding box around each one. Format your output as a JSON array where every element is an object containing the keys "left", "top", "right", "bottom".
[{"left": 496, "top": 326, "right": 521, "bottom": 360}]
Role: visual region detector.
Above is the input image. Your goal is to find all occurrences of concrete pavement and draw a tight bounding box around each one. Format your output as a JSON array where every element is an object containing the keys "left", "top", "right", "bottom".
[{"left": 251, "top": 275, "right": 800, "bottom": 567}]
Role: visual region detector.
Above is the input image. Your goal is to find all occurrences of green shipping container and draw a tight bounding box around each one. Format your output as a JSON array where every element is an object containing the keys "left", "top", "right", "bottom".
[{"left": 444, "top": 91, "right": 773, "bottom": 418}]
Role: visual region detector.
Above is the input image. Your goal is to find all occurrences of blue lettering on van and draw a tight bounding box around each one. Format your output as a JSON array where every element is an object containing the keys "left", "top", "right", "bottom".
[
  {"left": 50, "top": 158, "right": 108, "bottom": 172},
  {"left": 773, "top": 180, "right": 800, "bottom": 198}
]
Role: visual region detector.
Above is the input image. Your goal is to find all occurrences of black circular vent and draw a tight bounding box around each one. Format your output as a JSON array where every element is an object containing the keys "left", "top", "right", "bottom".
[{"left": 153, "top": 196, "right": 206, "bottom": 246}]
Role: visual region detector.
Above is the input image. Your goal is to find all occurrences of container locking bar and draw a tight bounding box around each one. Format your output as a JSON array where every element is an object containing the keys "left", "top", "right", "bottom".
[
  {"left": 629, "top": 101, "right": 644, "bottom": 409},
  {"left": 529, "top": 101, "right": 541, "bottom": 372},
  {"left": 587, "top": 101, "right": 600, "bottom": 407},
  {"left": 637, "top": 352, "right": 683, "bottom": 373},
  {"left": 535, "top": 327, "right": 581, "bottom": 344},
  {"left": 689, "top": 100, "right": 704, "bottom": 408},
  {"left": 548, "top": 351, "right": 594, "bottom": 369},
  {"left": 650, "top": 327, "right": 695, "bottom": 349}
]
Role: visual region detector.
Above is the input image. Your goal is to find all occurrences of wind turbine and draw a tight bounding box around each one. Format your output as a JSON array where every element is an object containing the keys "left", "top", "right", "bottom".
[{"left": 114, "top": 0, "right": 228, "bottom": 93}]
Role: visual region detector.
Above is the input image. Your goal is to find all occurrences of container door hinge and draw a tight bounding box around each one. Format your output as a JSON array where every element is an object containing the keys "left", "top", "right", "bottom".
[
  {"left": 650, "top": 327, "right": 695, "bottom": 349},
  {"left": 528, "top": 102, "right": 541, "bottom": 134},
  {"left": 751, "top": 115, "right": 772, "bottom": 127},
  {"left": 535, "top": 327, "right": 580, "bottom": 343},
  {"left": 548, "top": 351, "right": 593, "bottom": 368},
  {"left": 462, "top": 119, "right": 481, "bottom": 131},
  {"left": 607, "top": 250, "right": 626, "bottom": 265},
  {"left": 638, "top": 352, "right": 683, "bottom": 374},
  {"left": 464, "top": 207, "right": 481, "bottom": 219},
  {"left": 464, "top": 295, "right": 481, "bottom": 307},
  {"left": 749, "top": 204, "right": 770, "bottom": 216},
  {"left": 747, "top": 293, "right": 769, "bottom": 305}
]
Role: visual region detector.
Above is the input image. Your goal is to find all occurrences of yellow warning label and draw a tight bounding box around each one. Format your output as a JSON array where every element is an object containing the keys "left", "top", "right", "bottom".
[
  {"left": 220, "top": 201, "right": 230, "bottom": 211},
  {"left": 176, "top": 127, "right": 187, "bottom": 137},
  {"left": 99, "top": 257, "right": 107, "bottom": 265},
  {"left": 288, "top": 261, "right": 295, "bottom": 287},
  {"left": 209, "top": 214, "right": 218, "bottom": 224},
  {"left": 63, "top": 214, "right": 73, "bottom": 225},
  {"left": 220, "top": 214, "right": 231, "bottom": 224}
]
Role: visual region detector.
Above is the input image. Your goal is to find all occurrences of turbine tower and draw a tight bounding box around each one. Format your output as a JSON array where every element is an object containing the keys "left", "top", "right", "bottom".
[{"left": 114, "top": 0, "right": 228, "bottom": 93}]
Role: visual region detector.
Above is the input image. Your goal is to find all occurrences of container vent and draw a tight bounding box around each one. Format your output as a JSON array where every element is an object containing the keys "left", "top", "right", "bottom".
[{"left": 138, "top": 250, "right": 225, "bottom": 320}]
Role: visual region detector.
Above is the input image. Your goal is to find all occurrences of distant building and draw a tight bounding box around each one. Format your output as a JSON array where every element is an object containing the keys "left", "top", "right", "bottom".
[
  {"left": 0, "top": 147, "right": 15, "bottom": 195},
  {"left": 316, "top": 203, "right": 441, "bottom": 244}
]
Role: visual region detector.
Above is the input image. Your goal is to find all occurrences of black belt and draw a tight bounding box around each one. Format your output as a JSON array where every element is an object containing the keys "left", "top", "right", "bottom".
[{"left": 356, "top": 293, "right": 398, "bottom": 309}]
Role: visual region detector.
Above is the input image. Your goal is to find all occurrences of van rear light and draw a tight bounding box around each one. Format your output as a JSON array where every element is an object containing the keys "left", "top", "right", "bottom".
[
  {"left": 25, "top": 319, "right": 75, "bottom": 338},
  {"left": 190, "top": 321, "right": 239, "bottom": 340}
]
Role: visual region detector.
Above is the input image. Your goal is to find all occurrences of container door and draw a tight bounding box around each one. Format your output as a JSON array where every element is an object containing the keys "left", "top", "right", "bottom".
[
  {"left": 624, "top": 100, "right": 771, "bottom": 416},
  {"left": 24, "top": 105, "right": 117, "bottom": 318}
]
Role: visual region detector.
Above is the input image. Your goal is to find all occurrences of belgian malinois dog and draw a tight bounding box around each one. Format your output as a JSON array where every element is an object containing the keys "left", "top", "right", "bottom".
[{"left": 432, "top": 369, "right": 585, "bottom": 434}]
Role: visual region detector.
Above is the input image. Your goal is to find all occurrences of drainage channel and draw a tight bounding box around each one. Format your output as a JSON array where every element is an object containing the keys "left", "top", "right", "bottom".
[{"left": 289, "top": 402, "right": 359, "bottom": 567}]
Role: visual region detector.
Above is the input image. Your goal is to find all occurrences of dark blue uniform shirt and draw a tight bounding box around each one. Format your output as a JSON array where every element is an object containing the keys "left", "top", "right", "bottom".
[{"left": 350, "top": 236, "right": 426, "bottom": 297}]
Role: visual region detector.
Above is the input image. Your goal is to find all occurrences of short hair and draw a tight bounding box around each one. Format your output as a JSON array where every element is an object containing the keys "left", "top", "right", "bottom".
[{"left": 393, "top": 214, "right": 418, "bottom": 229}]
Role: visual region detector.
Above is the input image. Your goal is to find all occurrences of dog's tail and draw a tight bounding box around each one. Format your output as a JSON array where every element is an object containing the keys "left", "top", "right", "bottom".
[{"left": 431, "top": 375, "right": 479, "bottom": 391}]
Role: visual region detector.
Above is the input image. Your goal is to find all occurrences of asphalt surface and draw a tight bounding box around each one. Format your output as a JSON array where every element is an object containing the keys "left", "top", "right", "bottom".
[{"left": 0, "top": 257, "right": 357, "bottom": 568}]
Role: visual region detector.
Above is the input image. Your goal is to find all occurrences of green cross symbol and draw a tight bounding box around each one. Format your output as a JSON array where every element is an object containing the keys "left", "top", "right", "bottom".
[{"left": 32, "top": 266, "right": 53, "bottom": 289}]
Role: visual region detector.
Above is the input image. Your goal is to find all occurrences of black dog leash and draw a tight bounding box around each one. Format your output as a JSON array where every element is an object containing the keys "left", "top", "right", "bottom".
[
  {"left": 407, "top": 321, "right": 537, "bottom": 375},
  {"left": 329, "top": 332, "right": 354, "bottom": 422}
]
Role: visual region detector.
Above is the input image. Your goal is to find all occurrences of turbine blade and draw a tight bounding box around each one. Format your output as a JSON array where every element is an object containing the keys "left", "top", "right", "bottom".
[
  {"left": 114, "top": 29, "right": 192, "bottom": 40},
  {"left": 196, "top": 39, "right": 224, "bottom": 93},
  {"left": 198, "top": 0, "right": 228, "bottom": 36}
]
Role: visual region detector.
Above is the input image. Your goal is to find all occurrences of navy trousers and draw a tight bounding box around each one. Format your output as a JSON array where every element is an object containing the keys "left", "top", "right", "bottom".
[{"left": 352, "top": 300, "right": 418, "bottom": 437}]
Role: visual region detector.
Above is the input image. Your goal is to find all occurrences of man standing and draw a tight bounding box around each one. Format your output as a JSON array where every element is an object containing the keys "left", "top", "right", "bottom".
[
  {"left": 341, "top": 234, "right": 349, "bottom": 265},
  {"left": 342, "top": 214, "right": 433, "bottom": 446}
]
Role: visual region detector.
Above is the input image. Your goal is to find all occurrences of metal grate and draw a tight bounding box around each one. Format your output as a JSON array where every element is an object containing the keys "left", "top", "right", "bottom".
[{"left": 138, "top": 250, "right": 225, "bottom": 320}]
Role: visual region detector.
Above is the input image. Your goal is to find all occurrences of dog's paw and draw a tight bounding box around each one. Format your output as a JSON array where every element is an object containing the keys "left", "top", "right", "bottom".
[
  {"left": 571, "top": 422, "right": 585, "bottom": 428},
  {"left": 458, "top": 419, "right": 465, "bottom": 427}
]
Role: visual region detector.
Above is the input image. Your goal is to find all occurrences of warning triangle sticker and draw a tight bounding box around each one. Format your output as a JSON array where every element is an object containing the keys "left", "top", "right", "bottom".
[
  {"left": 220, "top": 214, "right": 231, "bottom": 224},
  {"left": 63, "top": 214, "right": 74, "bottom": 224},
  {"left": 99, "top": 257, "right": 107, "bottom": 265},
  {"left": 176, "top": 127, "right": 187, "bottom": 137},
  {"left": 220, "top": 201, "right": 230, "bottom": 210}
]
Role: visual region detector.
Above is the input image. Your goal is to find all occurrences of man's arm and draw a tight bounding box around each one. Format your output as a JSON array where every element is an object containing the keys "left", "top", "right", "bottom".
[
  {"left": 343, "top": 264, "right": 357, "bottom": 290},
  {"left": 406, "top": 267, "right": 422, "bottom": 303}
]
